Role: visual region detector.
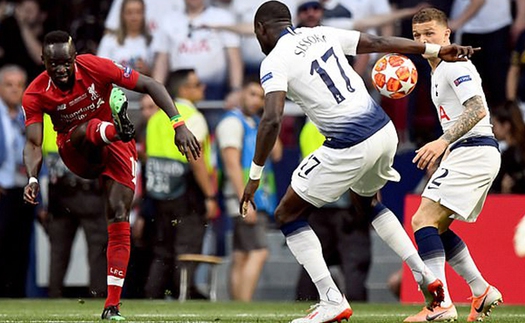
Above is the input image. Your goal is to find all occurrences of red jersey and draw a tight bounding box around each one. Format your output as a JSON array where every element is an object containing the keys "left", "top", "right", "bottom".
[{"left": 22, "top": 54, "right": 139, "bottom": 144}]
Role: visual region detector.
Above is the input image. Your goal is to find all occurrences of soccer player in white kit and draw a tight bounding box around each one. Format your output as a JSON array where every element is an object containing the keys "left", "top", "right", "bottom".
[
  {"left": 240, "top": 2, "right": 477, "bottom": 322},
  {"left": 405, "top": 8, "right": 503, "bottom": 323}
]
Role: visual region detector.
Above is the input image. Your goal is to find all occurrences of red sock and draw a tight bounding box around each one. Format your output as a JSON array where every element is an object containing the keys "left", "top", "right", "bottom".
[
  {"left": 105, "top": 222, "right": 131, "bottom": 308},
  {"left": 86, "top": 119, "right": 118, "bottom": 145}
]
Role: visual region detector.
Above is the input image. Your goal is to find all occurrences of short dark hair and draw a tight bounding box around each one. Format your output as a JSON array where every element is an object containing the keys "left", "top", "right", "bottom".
[
  {"left": 43, "top": 30, "right": 72, "bottom": 47},
  {"left": 254, "top": 1, "right": 291, "bottom": 25},
  {"left": 166, "top": 69, "right": 195, "bottom": 98},
  {"left": 412, "top": 8, "right": 448, "bottom": 27}
]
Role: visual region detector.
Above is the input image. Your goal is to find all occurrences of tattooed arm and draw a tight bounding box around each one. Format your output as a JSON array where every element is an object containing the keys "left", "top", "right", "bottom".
[
  {"left": 440, "top": 95, "right": 487, "bottom": 144},
  {"left": 412, "top": 95, "right": 487, "bottom": 170}
]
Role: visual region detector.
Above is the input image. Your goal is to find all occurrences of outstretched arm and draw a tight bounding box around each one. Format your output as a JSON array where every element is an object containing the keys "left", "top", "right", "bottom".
[
  {"left": 240, "top": 91, "right": 286, "bottom": 215},
  {"left": 133, "top": 74, "right": 201, "bottom": 160},
  {"left": 356, "top": 33, "right": 478, "bottom": 61},
  {"left": 23, "top": 122, "right": 43, "bottom": 204}
]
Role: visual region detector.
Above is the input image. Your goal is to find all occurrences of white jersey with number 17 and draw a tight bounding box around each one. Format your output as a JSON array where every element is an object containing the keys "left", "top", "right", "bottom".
[{"left": 260, "top": 26, "right": 390, "bottom": 149}]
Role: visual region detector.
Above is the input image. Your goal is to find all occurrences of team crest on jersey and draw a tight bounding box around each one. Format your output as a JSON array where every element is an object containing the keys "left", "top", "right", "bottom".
[
  {"left": 88, "top": 83, "right": 99, "bottom": 101},
  {"left": 261, "top": 72, "right": 273, "bottom": 84},
  {"left": 453, "top": 75, "right": 472, "bottom": 86}
]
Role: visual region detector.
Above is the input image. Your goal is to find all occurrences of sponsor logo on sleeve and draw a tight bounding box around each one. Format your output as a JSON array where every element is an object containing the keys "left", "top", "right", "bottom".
[
  {"left": 112, "top": 61, "right": 132, "bottom": 78},
  {"left": 453, "top": 75, "right": 472, "bottom": 86},
  {"left": 123, "top": 66, "right": 132, "bottom": 78},
  {"left": 261, "top": 72, "right": 273, "bottom": 84}
]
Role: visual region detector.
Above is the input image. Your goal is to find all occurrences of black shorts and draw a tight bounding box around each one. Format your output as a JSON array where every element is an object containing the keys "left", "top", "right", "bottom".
[{"left": 232, "top": 213, "right": 268, "bottom": 252}]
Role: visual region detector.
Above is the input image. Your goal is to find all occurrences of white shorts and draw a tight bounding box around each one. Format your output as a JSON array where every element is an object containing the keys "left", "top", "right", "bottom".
[
  {"left": 422, "top": 145, "right": 500, "bottom": 222},
  {"left": 291, "top": 122, "right": 401, "bottom": 208}
]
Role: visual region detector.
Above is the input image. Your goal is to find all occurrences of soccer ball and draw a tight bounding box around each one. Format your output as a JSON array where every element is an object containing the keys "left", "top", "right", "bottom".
[{"left": 371, "top": 53, "right": 418, "bottom": 99}]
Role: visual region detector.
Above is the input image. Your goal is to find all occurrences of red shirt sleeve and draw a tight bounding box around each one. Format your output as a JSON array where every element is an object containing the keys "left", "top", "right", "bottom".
[
  {"left": 77, "top": 54, "right": 140, "bottom": 89},
  {"left": 22, "top": 90, "right": 44, "bottom": 127}
]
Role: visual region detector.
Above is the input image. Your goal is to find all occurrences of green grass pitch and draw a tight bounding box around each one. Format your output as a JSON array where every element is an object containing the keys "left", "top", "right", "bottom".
[{"left": 1, "top": 299, "right": 525, "bottom": 322}]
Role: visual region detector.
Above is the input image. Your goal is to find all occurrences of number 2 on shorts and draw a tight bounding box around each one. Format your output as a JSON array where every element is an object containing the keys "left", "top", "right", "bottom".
[{"left": 427, "top": 168, "right": 449, "bottom": 190}]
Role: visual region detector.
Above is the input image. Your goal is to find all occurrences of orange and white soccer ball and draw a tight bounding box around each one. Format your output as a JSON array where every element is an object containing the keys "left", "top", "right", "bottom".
[{"left": 371, "top": 53, "right": 418, "bottom": 99}]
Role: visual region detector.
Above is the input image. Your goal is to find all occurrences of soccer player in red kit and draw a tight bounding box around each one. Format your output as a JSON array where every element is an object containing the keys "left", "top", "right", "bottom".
[{"left": 22, "top": 30, "right": 200, "bottom": 320}]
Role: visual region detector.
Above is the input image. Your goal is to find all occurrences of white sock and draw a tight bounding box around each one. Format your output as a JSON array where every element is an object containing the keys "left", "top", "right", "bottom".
[
  {"left": 424, "top": 255, "right": 452, "bottom": 307},
  {"left": 448, "top": 246, "right": 489, "bottom": 296},
  {"left": 405, "top": 253, "right": 436, "bottom": 285},
  {"left": 286, "top": 228, "right": 342, "bottom": 303},
  {"left": 371, "top": 210, "right": 446, "bottom": 293},
  {"left": 371, "top": 209, "right": 418, "bottom": 261},
  {"left": 99, "top": 121, "right": 114, "bottom": 144}
]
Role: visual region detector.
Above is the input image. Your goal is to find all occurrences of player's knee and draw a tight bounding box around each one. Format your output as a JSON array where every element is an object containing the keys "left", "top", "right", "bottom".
[
  {"left": 113, "top": 211, "right": 129, "bottom": 222},
  {"left": 273, "top": 206, "right": 289, "bottom": 226},
  {"left": 274, "top": 204, "right": 301, "bottom": 226},
  {"left": 411, "top": 212, "right": 434, "bottom": 231},
  {"left": 108, "top": 203, "right": 130, "bottom": 222},
  {"left": 70, "top": 123, "right": 88, "bottom": 147}
]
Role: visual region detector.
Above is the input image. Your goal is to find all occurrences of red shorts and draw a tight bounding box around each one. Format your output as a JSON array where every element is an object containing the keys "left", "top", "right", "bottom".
[{"left": 58, "top": 134, "right": 138, "bottom": 191}]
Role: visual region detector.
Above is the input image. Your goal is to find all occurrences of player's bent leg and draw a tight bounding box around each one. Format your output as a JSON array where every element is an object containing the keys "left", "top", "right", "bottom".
[
  {"left": 70, "top": 119, "right": 119, "bottom": 148},
  {"left": 411, "top": 198, "right": 453, "bottom": 232},
  {"left": 274, "top": 186, "right": 313, "bottom": 226},
  {"left": 278, "top": 187, "right": 351, "bottom": 322},
  {"left": 412, "top": 199, "right": 455, "bottom": 309},
  {"left": 440, "top": 228, "right": 501, "bottom": 321},
  {"left": 367, "top": 199, "right": 444, "bottom": 308},
  {"left": 85, "top": 119, "right": 119, "bottom": 146},
  {"left": 102, "top": 178, "right": 133, "bottom": 318}
]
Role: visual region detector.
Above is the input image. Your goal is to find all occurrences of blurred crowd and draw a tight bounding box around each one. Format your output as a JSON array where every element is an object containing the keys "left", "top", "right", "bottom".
[{"left": 0, "top": 0, "right": 524, "bottom": 301}]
